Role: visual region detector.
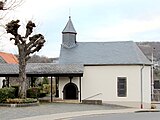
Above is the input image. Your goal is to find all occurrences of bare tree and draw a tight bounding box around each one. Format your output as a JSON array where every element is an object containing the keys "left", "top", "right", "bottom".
[
  {"left": 0, "top": 0, "right": 23, "bottom": 11},
  {"left": 5, "top": 20, "right": 45, "bottom": 98},
  {"left": 0, "top": 0, "right": 23, "bottom": 41},
  {"left": 0, "top": 0, "right": 23, "bottom": 20}
]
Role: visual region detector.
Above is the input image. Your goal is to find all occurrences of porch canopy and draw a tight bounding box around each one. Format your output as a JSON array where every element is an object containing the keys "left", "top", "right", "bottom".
[
  {"left": 0, "top": 63, "right": 83, "bottom": 77},
  {"left": 0, "top": 63, "right": 83, "bottom": 102}
]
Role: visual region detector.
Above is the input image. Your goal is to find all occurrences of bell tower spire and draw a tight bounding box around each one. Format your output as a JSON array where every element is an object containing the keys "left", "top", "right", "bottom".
[{"left": 62, "top": 16, "right": 77, "bottom": 48}]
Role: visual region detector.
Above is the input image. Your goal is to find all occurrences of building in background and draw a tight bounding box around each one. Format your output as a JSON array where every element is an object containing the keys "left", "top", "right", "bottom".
[{"left": 0, "top": 52, "right": 18, "bottom": 88}]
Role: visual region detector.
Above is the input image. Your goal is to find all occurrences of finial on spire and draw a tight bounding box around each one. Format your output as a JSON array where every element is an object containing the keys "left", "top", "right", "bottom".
[{"left": 69, "top": 8, "right": 71, "bottom": 19}]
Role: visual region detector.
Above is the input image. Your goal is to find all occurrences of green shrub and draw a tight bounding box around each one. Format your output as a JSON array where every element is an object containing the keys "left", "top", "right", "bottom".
[
  {"left": 24, "top": 98, "right": 38, "bottom": 103},
  {"left": 27, "top": 87, "right": 41, "bottom": 98},
  {"left": 42, "top": 84, "right": 55, "bottom": 94},
  {"left": 42, "top": 77, "right": 49, "bottom": 84},
  {"left": 42, "top": 84, "right": 50, "bottom": 94},
  {"left": 0, "top": 87, "right": 15, "bottom": 103}
]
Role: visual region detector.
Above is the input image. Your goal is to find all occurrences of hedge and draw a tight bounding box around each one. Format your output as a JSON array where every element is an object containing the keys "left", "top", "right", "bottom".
[
  {"left": 0, "top": 87, "right": 15, "bottom": 103},
  {"left": 27, "top": 87, "right": 41, "bottom": 98}
]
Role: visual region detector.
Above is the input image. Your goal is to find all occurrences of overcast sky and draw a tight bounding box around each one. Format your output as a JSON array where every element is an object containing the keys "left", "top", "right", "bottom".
[{"left": 1, "top": 0, "right": 160, "bottom": 57}]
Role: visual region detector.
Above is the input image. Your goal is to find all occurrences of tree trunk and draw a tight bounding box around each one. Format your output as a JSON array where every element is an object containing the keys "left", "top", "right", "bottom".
[{"left": 18, "top": 45, "right": 27, "bottom": 98}]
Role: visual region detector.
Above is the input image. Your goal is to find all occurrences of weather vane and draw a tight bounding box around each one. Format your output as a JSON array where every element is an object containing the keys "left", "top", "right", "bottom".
[{"left": 69, "top": 8, "right": 71, "bottom": 18}]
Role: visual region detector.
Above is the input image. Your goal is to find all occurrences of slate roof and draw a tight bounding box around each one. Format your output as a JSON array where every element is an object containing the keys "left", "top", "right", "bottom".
[
  {"left": 0, "top": 63, "right": 83, "bottom": 77},
  {"left": 62, "top": 16, "right": 77, "bottom": 34},
  {"left": 26, "top": 63, "right": 83, "bottom": 75},
  {"left": 59, "top": 41, "right": 151, "bottom": 65},
  {"left": 0, "top": 64, "right": 18, "bottom": 75}
]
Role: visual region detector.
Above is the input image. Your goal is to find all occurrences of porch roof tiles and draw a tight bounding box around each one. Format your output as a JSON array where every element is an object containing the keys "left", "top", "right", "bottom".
[{"left": 0, "top": 63, "right": 83, "bottom": 77}]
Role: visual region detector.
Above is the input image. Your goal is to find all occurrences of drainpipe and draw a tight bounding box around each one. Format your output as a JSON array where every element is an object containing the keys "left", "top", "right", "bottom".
[
  {"left": 151, "top": 52, "right": 154, "bottom": 101},
  {"left": 51, "top": 76, "right": 53, "bottom": 102},
  {"left": 140, "top": 64, "right": 145, "bottom": 109}
]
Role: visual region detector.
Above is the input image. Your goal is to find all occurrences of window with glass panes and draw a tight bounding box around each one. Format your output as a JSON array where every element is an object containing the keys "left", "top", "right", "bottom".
[{"left": 117, "top": 77, "right": 127, "bottom": 97}]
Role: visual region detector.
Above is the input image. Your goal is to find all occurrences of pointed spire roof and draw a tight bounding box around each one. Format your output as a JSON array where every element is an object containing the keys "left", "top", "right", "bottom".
[{"left": 62, "top": 16, "right": 77, "bottom": 34}]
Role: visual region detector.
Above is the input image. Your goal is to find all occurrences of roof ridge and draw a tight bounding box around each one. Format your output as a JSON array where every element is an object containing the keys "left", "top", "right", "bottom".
[{"left": 77, "top": 41, "right": 133, "bottom": 43}]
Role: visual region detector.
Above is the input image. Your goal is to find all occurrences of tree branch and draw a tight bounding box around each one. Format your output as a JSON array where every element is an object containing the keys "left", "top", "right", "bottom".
[
  {"left": 25, "top": 21, "right": 36, "bottom": 38},
  {"left": 26, "top": 34, "right": 44, "bottom": 49},
  {"left": 0, "top": 0, "right": 23, "bottom": 11},
  {"left": 25, "top": 55, "right": 31, "bottom": 61},
  {"left": 5, "top": 19, "right": 23, "bottom": 45},
  {"left": 26, "top": 34, "right": 45, "bottom": 56},
  {"left": 0, "top": 1, "right": 4, "bottom": 10},
  {"left": 6, "top": 19, "right": 20, "bottom": 36}
]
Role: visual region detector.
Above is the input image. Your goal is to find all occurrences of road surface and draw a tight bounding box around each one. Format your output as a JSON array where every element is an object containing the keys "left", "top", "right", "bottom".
[{"left": 71, "top": 112, "right": 160, "bottom": 120}]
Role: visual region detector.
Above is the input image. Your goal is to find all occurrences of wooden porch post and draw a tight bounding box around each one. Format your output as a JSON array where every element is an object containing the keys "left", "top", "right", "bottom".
[
  {"left": 79, "top": 77, "right": 81, "bottom": 102},
  {"left": 7, "top": 77, "right": 9, "bottom": 87},
  {"left": 31, "top": 77, "right": 34, "bottom": 87},
  {"left": 55, "top": 77, "right": 59, "bottom": 97}
]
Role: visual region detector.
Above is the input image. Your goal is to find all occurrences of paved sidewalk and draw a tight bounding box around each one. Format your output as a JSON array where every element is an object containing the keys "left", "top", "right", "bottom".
[
  {"left": 14, "top": 108, "right": 137, "bottom": 120},
  {"left": 0, "top": 103, "right": 128, "bottom": 120},
  {"left": 2, "top": 103, "right": 159, "bottom": 120}
]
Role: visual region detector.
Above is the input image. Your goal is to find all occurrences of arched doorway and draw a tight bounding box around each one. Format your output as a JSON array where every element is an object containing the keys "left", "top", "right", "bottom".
[{"left": 63, "top": 83, "right": 78, "bottom": 100}]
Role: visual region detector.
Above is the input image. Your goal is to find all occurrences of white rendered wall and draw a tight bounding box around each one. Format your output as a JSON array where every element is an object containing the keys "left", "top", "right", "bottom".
[
  {"left": 58, "top": 65, "right": 151, "bottom": 108},
  {"left": 0, "top": 77, "right": 5, "bottom": 88},
  {"left": 59, "top": 77, "right": 80, "bottom": 100},
  {"left": 81, "top": 65, "right": 151, "bottom": 108}
]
